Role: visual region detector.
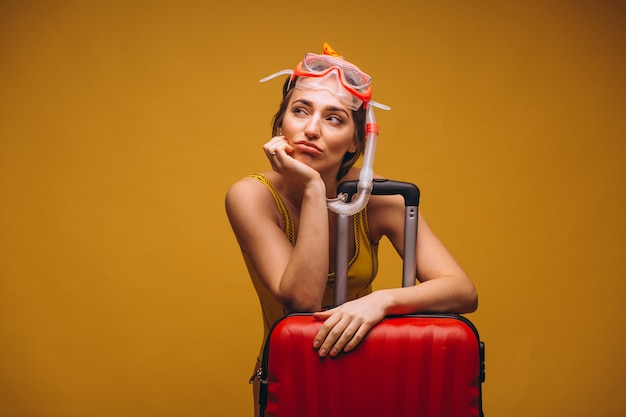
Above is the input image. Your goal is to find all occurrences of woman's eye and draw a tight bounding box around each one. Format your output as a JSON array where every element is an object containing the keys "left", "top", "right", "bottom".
[
  {"left": 327, "top": 115, "right": 344, "bottom": 125},
  {"left": 292, "top": 107, "right": 307, "bottom": 116}
]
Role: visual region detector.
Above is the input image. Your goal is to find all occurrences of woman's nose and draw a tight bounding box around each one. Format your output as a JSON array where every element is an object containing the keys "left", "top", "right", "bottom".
[{"left": 304, "top": 115, "right": 321, "bottom": 139}]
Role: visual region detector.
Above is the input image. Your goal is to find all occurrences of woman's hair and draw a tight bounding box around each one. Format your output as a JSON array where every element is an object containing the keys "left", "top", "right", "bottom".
[{"left": 271, "top": 76, "right": 366, "bottom": 181}]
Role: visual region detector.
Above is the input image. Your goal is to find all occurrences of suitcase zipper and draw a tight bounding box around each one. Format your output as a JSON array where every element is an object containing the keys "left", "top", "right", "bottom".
[{"left": 249, "top": 367, "right": 263, "bottom": 384}]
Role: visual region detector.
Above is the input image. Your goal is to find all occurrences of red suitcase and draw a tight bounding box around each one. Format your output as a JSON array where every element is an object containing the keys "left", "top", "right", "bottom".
[{"left": 258, "top": 180, "right": 485, "bottom": 417}]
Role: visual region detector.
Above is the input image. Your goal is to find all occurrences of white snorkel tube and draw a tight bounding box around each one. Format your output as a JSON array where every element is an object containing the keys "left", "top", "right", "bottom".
[{"left": 326, "top": 101, "right": 388, "bottom": 216}]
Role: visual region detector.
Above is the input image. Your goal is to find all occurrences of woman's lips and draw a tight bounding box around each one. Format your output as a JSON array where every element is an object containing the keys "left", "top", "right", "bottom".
[{"left": 294, "top": 141, "right": 322, "bottom": 155}]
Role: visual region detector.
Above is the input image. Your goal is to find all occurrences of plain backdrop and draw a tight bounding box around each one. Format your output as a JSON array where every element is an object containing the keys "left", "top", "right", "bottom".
[{"left": 1, "top": 1, "right": 625, "bottom": 416}]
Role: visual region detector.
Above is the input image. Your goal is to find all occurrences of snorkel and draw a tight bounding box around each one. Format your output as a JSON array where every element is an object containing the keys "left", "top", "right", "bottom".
[
  {"left": 260, "top": 43, "right": 389, "bottom": 216},
  {"left": 326, "top": 103, "right": 380, "bottom": 215}
]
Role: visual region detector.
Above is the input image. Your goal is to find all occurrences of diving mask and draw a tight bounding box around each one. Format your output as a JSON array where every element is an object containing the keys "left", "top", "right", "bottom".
[{"left": 260, "top": 43, "right": 389, "bottom": 111}]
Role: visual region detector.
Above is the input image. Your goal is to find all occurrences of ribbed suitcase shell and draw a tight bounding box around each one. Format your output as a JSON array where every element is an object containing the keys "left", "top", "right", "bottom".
[
  {"left": 261, "top": 314, "right": 484, "bottom": 417},
  {"left": 258, "top": 180, "right": 485, "bottom": 416}
]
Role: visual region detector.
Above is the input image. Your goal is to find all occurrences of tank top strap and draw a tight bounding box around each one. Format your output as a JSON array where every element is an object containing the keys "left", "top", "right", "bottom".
[{"left": 249, "top": 174, "right": 296, "bottom": 245}]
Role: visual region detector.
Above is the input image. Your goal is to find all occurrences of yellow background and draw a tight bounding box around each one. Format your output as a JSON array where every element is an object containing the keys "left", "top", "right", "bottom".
[{"left": 1, "top": 1, "right": 625, "bottom": 416}]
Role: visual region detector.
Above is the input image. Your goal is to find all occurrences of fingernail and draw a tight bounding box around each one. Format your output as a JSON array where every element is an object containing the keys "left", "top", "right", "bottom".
[
  {"left": 330, "top": 348, "right": 338, "bottom": 357},
  {"left": 313, "top": 340, "right": 320, "bottom": 349},
  {"left": 319, "top": 348, "right": 327, "bottom": 357}
]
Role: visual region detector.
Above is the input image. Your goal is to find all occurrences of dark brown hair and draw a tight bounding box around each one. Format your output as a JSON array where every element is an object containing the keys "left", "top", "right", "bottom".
[{"left": 270, "top": 77, "right": 366, "bottom": 181}]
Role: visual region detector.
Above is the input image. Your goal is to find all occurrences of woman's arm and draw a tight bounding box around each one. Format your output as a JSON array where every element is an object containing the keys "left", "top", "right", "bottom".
[
  {"left": 379, "top": 196, "right": 478, "bottom": 314},
  {"left": 312, "top": 193, "right": 477, "bottom": 357},
  {"left": 225, "top": 142, "right": 331, "bottom": 312}
]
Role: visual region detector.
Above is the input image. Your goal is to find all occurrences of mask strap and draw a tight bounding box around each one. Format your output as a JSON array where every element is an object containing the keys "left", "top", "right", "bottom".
[
  {"left": 259, "top": 69, "right": 293, "bottom": 83},
  {"left": 369, "top": 100, "right": 391, "bottom": 111}
]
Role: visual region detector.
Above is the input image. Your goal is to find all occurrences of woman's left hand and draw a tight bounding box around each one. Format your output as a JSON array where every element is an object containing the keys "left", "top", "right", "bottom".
[{"left": 312, "top": 291, "right": 391, "bottom": 357}]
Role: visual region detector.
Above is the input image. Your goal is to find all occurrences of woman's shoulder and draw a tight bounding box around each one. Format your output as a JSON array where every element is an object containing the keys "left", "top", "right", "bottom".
[
  {"left": 226, "top": 172, "right": 277, "bottom": 210},
  {"left": 225, "top": 172, "right": 287, "bottom": 233},
  {"left": 227, "top": 172, "right": 275, "bottom": 192},
  {"left": 226, "top": 175, "right": 256, "bottom": 199}
]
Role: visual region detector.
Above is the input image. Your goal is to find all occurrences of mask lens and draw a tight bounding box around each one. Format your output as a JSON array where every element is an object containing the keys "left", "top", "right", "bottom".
[
  {"left": 341, "top": 67, "right": 371, "bottom": 91},
  {"left": 302, "top": 54, "right": 334, "bottom": 73},
  {"left": 302, "top": 54, "right": 372, "bottom": 92}
]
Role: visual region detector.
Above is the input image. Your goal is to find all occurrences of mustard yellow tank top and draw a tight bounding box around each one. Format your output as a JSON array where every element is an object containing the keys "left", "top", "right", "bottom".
[{"left": 244, "top": 174, "right": 379, "bottom": 360}]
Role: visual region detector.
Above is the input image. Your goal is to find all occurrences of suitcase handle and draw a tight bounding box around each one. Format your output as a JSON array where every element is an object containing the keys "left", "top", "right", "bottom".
[
  {"left": 337, "top": 178, "right": 420, "bottom": 206},
  {"left": 334, "top": 179, "right": 420, "bottom": 305}
]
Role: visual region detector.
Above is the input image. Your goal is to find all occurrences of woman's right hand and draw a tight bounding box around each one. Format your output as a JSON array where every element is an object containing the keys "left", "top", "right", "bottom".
[{"left": 263, "top": 135, "right": 320, "bottom": 185}]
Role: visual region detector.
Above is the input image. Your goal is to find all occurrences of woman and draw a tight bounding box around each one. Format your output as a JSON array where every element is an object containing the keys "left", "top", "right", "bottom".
[{"left": 225, "top": 43, "right": 478, "bottom": 415}]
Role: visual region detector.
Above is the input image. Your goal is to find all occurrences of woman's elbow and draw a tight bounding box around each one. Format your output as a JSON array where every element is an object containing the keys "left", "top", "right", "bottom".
[
  {"left": 284, "top": 300, "right": 322, "bottom": 314},
  {"left": 460, "top": 282, "right": 478, "bottom": 313},
  {"left": 280, "top": 294, "right": 322, "bottom": 314}
]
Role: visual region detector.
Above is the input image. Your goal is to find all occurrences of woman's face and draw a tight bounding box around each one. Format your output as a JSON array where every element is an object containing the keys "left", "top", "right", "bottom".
[{"left": 280, "top": 86, "right": 357, "bottom": 177}]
